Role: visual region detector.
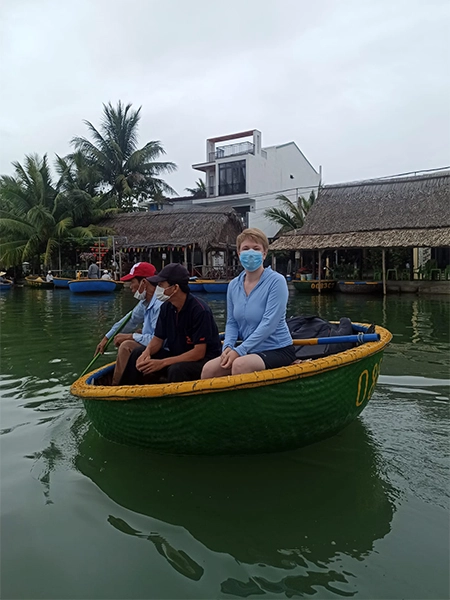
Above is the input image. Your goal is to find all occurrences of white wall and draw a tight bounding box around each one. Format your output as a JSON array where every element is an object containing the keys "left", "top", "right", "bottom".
[
  {"left": 247, "top": 143, "right": 320, "bottom": 237},
  {"left": 193, "top": 141, "right": 320, "bottom": 238}
]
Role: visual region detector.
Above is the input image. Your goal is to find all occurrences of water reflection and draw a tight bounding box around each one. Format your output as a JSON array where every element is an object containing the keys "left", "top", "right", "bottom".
[{"left": 75, "top": 419, "right": 395, "bottom": 596}]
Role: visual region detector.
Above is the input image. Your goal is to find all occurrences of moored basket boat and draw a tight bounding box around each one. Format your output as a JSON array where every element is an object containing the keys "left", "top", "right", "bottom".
[
  {"left": 293, "top": 279, "right": 337, "bottom": 294},
  {"left": 201, "top": 280, "right": 230, "bottom": 293},
  {"left": 53, "top": 277, "right": 72, "bottom": 288},
  {"left": 0, "top": 280, "right": 13, "bottom": 291},
  {"left": 68, "top": 279, "right": 123, "bottom": 293},
  {"left": 338, "top": 281, "right": 383, "bottom": 294},
  {"left": 25, "top": 275, "right": 54, "bottom": 289},
  {"left": 70, "top": 323, "right": 392, "bottom": 455}
]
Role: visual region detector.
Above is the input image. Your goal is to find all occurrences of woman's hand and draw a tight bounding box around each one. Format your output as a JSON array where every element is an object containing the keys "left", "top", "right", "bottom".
[{"left": 220, "top": 348, "right": 239, "bottom": 369}]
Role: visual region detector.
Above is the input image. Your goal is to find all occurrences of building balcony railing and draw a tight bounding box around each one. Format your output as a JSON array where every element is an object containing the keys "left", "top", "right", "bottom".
[
  {"left": 209, "top": 141, "right": 255, "bottom": 162},
  {"left": 218, "top": 182, "right": 246, "bottom": 196}
]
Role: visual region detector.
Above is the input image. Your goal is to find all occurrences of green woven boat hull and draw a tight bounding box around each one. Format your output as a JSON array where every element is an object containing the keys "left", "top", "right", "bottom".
[
  {"left": 293, "top": 280, "right": 337, "bottom": 293},
  {"left": 80, "top": 345, "right": 386, "bottom": 455}
]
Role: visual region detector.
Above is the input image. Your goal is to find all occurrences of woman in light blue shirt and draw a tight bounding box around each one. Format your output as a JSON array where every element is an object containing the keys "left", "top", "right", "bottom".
[{"left": 201, "top": 228, "right": 295, "bottom": 379}]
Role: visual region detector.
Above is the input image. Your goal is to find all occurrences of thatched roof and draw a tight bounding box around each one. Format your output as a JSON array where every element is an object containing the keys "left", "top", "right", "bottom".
[
  {"left": 100, "top": 207, "right": 242, "bottom": 251},
  {"left": 270, "top": 171, "right": 450, "bottom": 250}
]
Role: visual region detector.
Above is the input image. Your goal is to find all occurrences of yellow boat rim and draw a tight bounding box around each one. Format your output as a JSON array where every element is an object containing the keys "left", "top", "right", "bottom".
[{"left": 70, "top": 324, "right": 392, "bottom": 401}]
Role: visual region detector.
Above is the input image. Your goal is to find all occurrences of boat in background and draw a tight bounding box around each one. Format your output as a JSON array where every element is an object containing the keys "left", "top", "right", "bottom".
[
  {"left": 71, "top": 322, "right": 392, "bottom": 455},
  {"left": 201, "top": 280, "right": 230, "bottom": 293},
  {"left": 68, "top": 279, "right": 123, "bottom": 294},
  {"left": 0, "top": 279, "right": 13, "bottom": 291},
  {"left": 293, "top": 279, "right": 337, "bottom": 294},
  {"left": 25, "top": 275, "right": 54, "bottom": 289},
  {"left": 188, "top": 279, "right": 206, "bottom": 292},
  {"left": 53, "top": 277, "right": 72, "bottom": 289},
  {"left": 338, "top": 281, "right": 383, "bottom": 294}
]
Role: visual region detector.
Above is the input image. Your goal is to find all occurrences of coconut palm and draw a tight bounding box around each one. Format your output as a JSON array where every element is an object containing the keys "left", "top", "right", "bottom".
[
  {"left": 71, "top": 101, "right": 177, "bottom": 210},
  {"left": 264, "top": 191, "right": 316, "bottom": 232},
  {"left": 185, "top": 178, "right": 206, "bottom": 198},
  {"left": 0, "top": 154, "right": 110, "bottom": 269},
  {"left": 55, "top": 152, "right": 118, "bottom": 228}
]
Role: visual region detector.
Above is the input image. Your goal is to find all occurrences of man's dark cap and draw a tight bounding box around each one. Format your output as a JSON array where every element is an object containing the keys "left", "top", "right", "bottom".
[{"left": 147, "top": 263, "right": 190, "bottom": 286}]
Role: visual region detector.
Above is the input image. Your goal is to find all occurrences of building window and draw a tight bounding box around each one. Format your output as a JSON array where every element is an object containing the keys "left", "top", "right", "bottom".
[
  {"left": 219, "top": 160, "right": 246, "bottom": 196},
  {"left": 208, "top": 172, "right": 215, "bottom": 196}
]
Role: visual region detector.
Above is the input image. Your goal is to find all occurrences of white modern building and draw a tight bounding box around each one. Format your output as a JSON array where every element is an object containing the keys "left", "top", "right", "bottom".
[{"left": 192, "top": 129, "right": 321, "bottom": 238}]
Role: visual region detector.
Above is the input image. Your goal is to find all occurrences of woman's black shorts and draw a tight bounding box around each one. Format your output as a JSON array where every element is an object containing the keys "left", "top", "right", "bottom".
[{"left": 254, "top": 345, "right": 296, "bottom": 370}]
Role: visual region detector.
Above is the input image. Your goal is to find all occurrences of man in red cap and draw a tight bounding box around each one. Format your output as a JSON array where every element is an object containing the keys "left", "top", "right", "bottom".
[
  {"left": 120, "top": 263, "right": 221, "bottom": 385},
  {"left": 94, "top": 262, "right": 162, "bottom": 385}
]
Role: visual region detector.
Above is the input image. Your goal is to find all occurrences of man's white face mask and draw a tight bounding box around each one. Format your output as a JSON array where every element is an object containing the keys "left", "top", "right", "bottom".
[
  {"left": 134, "top": 280, "right": 146, "bottom": 301},
  {"left": 155, "top": 284, "right": 175, "bottom": 302}
]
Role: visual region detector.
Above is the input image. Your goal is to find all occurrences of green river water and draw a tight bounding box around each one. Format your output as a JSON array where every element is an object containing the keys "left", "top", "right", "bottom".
[{"left": 0, "top": 288, "right": 448, "bottom": 600}]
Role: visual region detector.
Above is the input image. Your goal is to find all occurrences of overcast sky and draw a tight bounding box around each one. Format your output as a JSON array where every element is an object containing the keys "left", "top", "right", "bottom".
[{"left": 1, "top": 0, "right": 449, "bottom": 195}]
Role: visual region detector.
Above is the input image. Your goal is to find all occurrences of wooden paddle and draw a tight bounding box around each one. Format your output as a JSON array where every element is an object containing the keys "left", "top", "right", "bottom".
[
  {"left": 292, "top": 333, "right": 380, "bottom": 345},
  {"left": 218, "top": 332, "right": 380, "bottom": 346},
  {"left": 80, "top": 310, "right": 133, "bottom": 377}
]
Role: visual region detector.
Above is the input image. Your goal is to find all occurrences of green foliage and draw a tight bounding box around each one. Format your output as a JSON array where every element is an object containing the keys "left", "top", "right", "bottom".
[
  {"left": 185, "top": 178, "right": 206, "bottom": 198},
  {"left": 264, "top": 190, "right": 316, "bottom": 232},
  {"left": 0, "top": 154, "right": 114, "bottom": 268},
  {"left": 71, "top": 101, "right": 177, "bottom": 210},
  {"left": 1, "top": 101, "right": 177, "bottom": 267}
]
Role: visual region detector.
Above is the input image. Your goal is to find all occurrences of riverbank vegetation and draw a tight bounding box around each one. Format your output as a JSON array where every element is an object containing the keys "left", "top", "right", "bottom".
[{"left": 0, "top": 102, "right": 177, "bottom": 272}]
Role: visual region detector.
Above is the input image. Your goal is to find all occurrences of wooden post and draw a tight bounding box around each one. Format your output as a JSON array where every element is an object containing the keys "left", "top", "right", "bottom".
[
  {"left": 318, "top": 249, "right": 322, "bottom": 294},
  {"left": 191, "top": 245, "right": 195, "bottom": 276},
  {"left": 202, "top": 249, "right": 207, "bottom": 277},
  {"left": 183, "top": 246, "right": 188, "bottom": 267},
  {"left": 271, "top": 254, "right": 277, "bottom": 271},
  {"left": 382, "top": 248, "right": 386, "bottom": 295}
]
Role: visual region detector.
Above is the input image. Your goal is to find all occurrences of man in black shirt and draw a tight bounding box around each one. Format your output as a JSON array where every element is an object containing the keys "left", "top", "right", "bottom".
[{"left": 120, "top": 263, "right": 221, "bottom": 385}]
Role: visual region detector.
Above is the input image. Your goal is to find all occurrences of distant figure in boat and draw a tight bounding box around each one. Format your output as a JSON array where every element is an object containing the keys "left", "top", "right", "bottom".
[
  {"left": 95, "top": 262, "right": 161, "bottom": 386},
  {"left": 87, "top": 260, "right": 100, "bottom": 279},
  {"left": 120, "top": 263, "right": 221, "bottom": 385},
  {"left": 201, "top": 228, "right": 295, "bottom": 379},
  {"left": 101, "top": 269, "right": 112, "bottom": 280},
  {"left": 46, "top": 271, "right": 54, "bottom": 282}
]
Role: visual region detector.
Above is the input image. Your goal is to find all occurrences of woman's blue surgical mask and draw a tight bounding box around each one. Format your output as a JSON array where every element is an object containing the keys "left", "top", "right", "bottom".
[{"left": 239, "top": 249, "right": 264, "bottom": 272}]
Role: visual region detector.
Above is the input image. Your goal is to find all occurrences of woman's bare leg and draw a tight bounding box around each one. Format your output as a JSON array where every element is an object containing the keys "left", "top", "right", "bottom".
[{"left": 201, "top": 356, "right": 232, "bottom": 379}]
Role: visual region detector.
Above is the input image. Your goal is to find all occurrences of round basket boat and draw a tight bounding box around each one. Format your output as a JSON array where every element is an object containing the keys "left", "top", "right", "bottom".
[
  {"left": 70, "top": 323, "right": 392, "bottom": 455},
  {"left": 293, "top": 279, "right": 337, "bottom": 294},
  {"left": 338, "top": 281, "right": 383, "bottom": 294}
]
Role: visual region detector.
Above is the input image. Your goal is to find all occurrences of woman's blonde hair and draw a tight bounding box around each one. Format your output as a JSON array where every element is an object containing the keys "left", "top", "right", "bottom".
[{"left": 236, "top": 228, "right": 269, "bottom": 253}]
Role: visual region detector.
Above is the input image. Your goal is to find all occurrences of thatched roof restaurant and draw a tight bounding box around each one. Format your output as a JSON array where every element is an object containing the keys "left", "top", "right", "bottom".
[
  {"left": 270, "top": 171, "right": 450, "bottom": 250},
  {"left": 100, "top": 206, "right": 243, "bottom": 252}
]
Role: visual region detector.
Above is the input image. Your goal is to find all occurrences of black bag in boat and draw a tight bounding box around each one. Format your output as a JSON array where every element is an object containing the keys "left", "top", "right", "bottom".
[{"left": 286, "top": 315, "right": 354, "bottom": 360}]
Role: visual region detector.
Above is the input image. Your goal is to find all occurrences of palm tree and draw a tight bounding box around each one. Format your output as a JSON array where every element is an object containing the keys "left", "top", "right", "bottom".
[
  {"left": 71, "top": 101, "right": 177, "bottom": 210},
  {"left": 55, "top": 152, "right": 118, "bottom": 229},
  {"left": 185, "top": 178, "right": 206, "bottom": 198},
  {"left": 0, "top": 154, "right": 111, "bottom": 269},
  {"left": 264, "top": 190, "right": 316, "bottom": 232}
]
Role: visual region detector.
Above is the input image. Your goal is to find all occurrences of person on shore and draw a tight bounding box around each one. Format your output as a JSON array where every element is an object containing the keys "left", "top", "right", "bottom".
[
  {"left": 101, "top": 269, "right": 112, "bottom": 280},
  {"left": 46, "top": 271, "right": 54, "bottom": 282},
  {"left": 120, "top": 263, "right": 221, "bottom": 385},
  {"left": 87, "top": 260, "right": 100, "bottom": 279},
  {"left": 95, "top": 262, "right": 162, "bottom": 386},
  {"left": 201, "top": 228, "right": 295, "bottom": 379}
]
